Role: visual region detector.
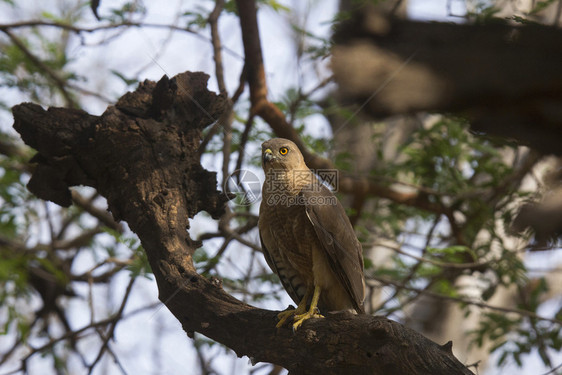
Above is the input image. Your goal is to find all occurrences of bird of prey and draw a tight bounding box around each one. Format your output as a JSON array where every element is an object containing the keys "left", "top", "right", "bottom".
[{"left": 258, "top": 138, "right": 365, "bottom": 331}]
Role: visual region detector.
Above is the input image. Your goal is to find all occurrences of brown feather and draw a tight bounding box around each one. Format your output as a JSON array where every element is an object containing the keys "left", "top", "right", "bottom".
[{"left": 302, "top": 185, "right": 365, "bottom": 313}]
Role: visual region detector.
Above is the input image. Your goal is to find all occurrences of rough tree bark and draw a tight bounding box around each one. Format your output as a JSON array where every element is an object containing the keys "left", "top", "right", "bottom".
[
  {"left": 332, "top": 7, "right": 562, "bottom": 156},
  {"left": 11, "top": 71, "right": 473, "bottom": 374}
]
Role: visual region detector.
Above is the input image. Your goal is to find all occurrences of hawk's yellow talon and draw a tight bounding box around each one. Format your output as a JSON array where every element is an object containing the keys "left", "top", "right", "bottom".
[
  {"left": 291, "top": 285, "right": 323, "bottom": 331},
  {"left": 276, "top": 309, "right": 295, "bottom": 328},
  {"left": 292, "top": 310, "right": 324, "bottom": 331},
  {"left": 276, "top": 289, "right": 311, "bottom": 328}
]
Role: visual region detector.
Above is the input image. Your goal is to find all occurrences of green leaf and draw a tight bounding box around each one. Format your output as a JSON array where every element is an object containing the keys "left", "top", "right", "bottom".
[
  {"left": 127, "top": 245, "right": 152, "bottom": 279},
  {"left": 110, "top": 70, "right": 139, "bottom": 86},
  {"left": 257, "top": 0, "right": 290, "bottom": 13}
]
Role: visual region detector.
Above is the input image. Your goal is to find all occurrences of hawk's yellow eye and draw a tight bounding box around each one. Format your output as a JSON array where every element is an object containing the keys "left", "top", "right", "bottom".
[{"left": 279, "top": 147, "right": 289, "bottom": 155}]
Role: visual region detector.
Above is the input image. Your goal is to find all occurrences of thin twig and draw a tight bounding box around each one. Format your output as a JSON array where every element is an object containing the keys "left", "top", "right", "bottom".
[
  {"left": 234, "top": 113, "right": 255, "bottom": 174},
  {"left": 2, "top": 29, "right": 77, "bottom": 107},
  {"left": 71, "top": 190, "right": 122, "bottom": 232},
  {"left": 371, "top": 241, "right": 490, "bottom": 270},
  {"left": 87, "top": 277, "right": 136, "bottom": 374},
  {"left": 0, "top": 20, "right": 243, "bottom": 59},
  {"left": 541, "top": 360, "right": 562, "bottom": 375},
  {"left": 370, "top": 276, "right": 562, "bottom": 325},
  {"left": 373, "top": 215, "right": 441, "bottom": 312}
]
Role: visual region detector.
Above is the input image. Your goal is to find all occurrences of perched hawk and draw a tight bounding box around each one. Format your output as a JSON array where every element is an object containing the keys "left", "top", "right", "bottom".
[{"left": 258, "top": 138, "right": 365, "bottom": 330}]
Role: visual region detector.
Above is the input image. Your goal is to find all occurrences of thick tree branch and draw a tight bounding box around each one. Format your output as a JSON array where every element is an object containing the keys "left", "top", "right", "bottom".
[
  {"left": 235, "top": 0, "right": 329, "bottom": 164},
  {"left": 12, "top": 71, "right": 472, "bottom": 374},
  {"left": 332, "top": 8, "right": 562, "bottom": 155}
]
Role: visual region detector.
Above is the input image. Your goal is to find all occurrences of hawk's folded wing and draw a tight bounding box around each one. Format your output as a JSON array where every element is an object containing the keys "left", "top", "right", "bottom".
[{"left": 301, "top": 185, "right": 365, "bottom": 313}]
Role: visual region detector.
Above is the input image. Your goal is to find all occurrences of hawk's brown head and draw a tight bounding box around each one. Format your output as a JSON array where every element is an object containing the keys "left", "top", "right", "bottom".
[{"left": 261, "top": 138, "right": 306, "bottom": 172}]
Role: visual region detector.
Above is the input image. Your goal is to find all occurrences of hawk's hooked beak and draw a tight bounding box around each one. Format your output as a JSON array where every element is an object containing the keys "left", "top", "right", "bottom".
[{"left": 263, "top": 148, "right": 274, "bottom": 163}]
